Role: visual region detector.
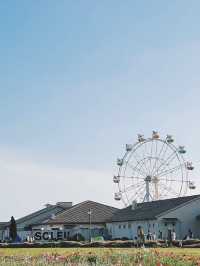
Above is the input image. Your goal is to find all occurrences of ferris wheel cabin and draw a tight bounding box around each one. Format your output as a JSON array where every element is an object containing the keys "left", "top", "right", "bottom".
[
  {"left": 113, "top": 175, "right": 120, "bottom": 183},
  {"left": 152, "top": 131, "right": 159, "bottom": 139},
  {"left": 117, "top": 158, "right": 123, "bottom": 166},
  {"left": 138, "top": 134, "right": 145, "bottom": 142},
  {"left": 166, "top": 135, "right": 174, "bottom": 143},
  {"left": 178, "top": 146, "right": 186, "bottom": 154},
  {"left": 186, "top": 162, "right": 194, "bottom": 170},
  {"left": 189, "top": 181, "right": 196, "bottom": 190},
  {"left": 126, "top": 144, "right": 133, "bottom": 152},
  {"left": 114, "top": 192, "right": 122, "bottom": 201}
]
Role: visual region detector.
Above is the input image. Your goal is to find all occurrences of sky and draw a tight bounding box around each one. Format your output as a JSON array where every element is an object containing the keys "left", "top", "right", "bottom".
[{"left": 0, "top": 0, "right": 200, "bottom": 221}]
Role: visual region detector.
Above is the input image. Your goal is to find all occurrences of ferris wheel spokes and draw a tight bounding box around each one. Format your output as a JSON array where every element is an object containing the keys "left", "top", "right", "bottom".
[
  {"left": 152, "top": 149, "right": 178, "bottom": 177},
  {"left": 119, "top": 175, "right": 143, "bottom": 180},
  {"left": 149, "top": 139, "right": 154, "bottom": 171},
  {"left": 150, "top": 140, "right": 166, "bottom": 175},
  {"left": 129, "top": 186, "right": 146, "bottom": 204},
  {"left": 157, "top": 139, "right": 169, "bottom": 163},
  {"left": 131, "top": 150, "right": 150, "bottom": 175},
  {"left": 120, "top": 174, "right": 190, "bottom": 185},
  {"left": 158, "top": 182, "right": 181, "bottom": 198},
  {"left": 152, "top": 139, "right": 158, "bottom": 173},
  {"left": 125, "top": 161, "right": 147, "bottom": 177},
  {"left": 120, "top": 181, "right": 146, "bottom": 194},
  {"left": 155, "top": 163, "right": 184, "bottom": 178}
]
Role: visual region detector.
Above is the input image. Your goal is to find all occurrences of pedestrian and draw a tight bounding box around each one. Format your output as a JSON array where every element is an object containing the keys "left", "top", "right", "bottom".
[
  {"left": 137, "top": 226, "right": 145, "bottom": 247},
  {"left": 152, "top": 231, "right": 156, "bottom": 240},
  {"left": 167, "top": 229, "right": 172, "bottom": 246},
  {"left": 147, "top": 229, "right": 151, "bottom": 240},
  {"left": 171, "top": 229, "right": 176, "bottom": 241},
  {"left": 188, "top": 229, "right": 193, "bottom": 239},
  {"left": 158, "top": 230, "right": 162, "bottom": 240}
]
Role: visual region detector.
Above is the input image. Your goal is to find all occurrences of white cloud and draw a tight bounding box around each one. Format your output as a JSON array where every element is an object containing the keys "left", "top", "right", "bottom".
[{"left": 0, "top": 150, "right": 118, "bottom": 221}]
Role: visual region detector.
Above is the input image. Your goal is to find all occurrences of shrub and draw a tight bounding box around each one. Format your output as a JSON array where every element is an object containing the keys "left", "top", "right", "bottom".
[{"left": 70, "top": 233, "right": 85, "bottom": 241}]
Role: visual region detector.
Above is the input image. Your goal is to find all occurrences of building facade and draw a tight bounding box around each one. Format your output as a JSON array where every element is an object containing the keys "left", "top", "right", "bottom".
[
  {"left": 1, "top": 195, "right": 200, "bottom": 242},
  {"left": 0, "top": 200, "right": 118, "bottom": 242},
  {"left": 0, "top": 202, "right": 72, "bottom": 241},
  {"left": 109, "top": 195, "right": 200, "bottom": 240},
  {"left": 31, "top": 200, "right": 118, "bottom": 241}
]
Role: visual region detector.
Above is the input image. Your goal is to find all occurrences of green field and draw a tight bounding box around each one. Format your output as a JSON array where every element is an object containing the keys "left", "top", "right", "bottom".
[{"left": 0, "top": 248, "right": 200, "bottom": 265}]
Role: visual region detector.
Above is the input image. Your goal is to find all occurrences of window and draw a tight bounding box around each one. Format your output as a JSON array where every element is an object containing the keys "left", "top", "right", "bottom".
[
  {"left": 24, "top": 226, "right": 31, "bottom": 231},
  {"left": 123, "top": 225, "right": 126, "bottom": 229},
  {"left": 128, "top": 223, "right": 131, "bottom": 229},
  {"left": 119, "top": 225, "right": 121, "bottom": 229}
]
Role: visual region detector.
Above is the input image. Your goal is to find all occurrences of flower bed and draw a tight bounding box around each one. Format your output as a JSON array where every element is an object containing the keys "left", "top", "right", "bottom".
[{"left": 0, "top": 249, "right": 199, "bottom": 265}]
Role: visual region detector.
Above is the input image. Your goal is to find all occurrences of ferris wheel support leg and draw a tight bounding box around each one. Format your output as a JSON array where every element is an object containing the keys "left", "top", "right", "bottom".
[{"left": 144, "top": 177, "right": 151, "bottom": 202}]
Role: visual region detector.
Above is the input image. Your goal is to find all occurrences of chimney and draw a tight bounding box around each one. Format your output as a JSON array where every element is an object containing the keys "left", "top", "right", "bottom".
[
  {"left": 45, "top": 203, "right": 53, "bottom": 208},
  {"left": 56, "top": 202, "right": 73, "bottom": 209}
]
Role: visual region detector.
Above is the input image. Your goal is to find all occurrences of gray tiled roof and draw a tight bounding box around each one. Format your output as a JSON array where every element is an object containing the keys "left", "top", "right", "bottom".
[
  {"left": 48, "top": 200, "right": 119, "bottom": 224},
  {"left": 112, "top": 195, "right": 200, "bottom": 222},
  {"left": 16, "top": 205, "right": 70, "bottom": 227}
]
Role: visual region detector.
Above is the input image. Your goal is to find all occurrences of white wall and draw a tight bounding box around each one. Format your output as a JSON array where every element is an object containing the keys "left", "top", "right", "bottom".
[
  {"left": 107, "top": 220, "right": 158, "bottom": 240},
  {"left": 158, "top": 197, "right": 200, "bottom": 239}
]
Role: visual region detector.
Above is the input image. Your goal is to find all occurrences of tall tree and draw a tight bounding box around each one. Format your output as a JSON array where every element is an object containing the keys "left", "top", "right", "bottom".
[{"left": 9, "top": 216, "right": 17, "bottom": 242}]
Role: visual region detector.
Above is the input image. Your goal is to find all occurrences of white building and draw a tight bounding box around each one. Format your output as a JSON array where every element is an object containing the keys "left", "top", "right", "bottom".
[
  {"left": 0, "top": 201, "right": 118, "bottom": 242},
  {"left": 0, "top": 202, "right": 72, "bottom": 241},
  {"left": 31, "top": 200, "right": 118, "bottom": 241},
  {"left": 108, "top": 195, "right": 200, "bottom": 240},
  {"left": 1, "top": 195, "right": 200, "bottom": 242}
]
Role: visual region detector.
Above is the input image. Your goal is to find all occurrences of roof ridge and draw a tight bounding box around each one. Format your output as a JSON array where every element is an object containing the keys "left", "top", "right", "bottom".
[
  {"left": 130, "top": 194, "right": 200, "bottom": 207},
  {"left": 112, "top": 194, "right": 200, "bottom": 222},
  {"left": 156, "top": 194, "right": 200, "bottom": 218},
  {"left": 80, "top": 200, "right": 119, "bottom": 210},
  {"left": 16, "top": 204, "right": 64, "bottom": 223},
  {"left": 55, "top": 200, "right": 118, "bottom": 219},
  {"left": 53, "top": 201, "right": 89, "bottom": 218},
  {"left": 47, "top": 200, "right": 118, "bottom": 224}
]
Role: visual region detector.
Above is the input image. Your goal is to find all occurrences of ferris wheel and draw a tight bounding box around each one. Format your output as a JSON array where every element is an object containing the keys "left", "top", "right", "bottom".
[{"left": 113, "top": 131, "right": 196, "bottom": 206}]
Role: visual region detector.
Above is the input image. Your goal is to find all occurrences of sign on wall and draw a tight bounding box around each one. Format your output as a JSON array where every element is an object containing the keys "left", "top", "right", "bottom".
[{"left": 34, "top": 230, "right": 68, "bottom": 241}]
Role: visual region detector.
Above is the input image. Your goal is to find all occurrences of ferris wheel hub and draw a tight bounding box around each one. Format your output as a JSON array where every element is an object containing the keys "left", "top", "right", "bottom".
[{"left": 145, "top": 176, "right": 152, "bottom": 182}]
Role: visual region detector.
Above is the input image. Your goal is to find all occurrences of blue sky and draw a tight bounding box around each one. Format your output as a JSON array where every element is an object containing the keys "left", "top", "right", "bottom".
[{"left": 0, "top": 1, "right": 200, "bottom": 220}]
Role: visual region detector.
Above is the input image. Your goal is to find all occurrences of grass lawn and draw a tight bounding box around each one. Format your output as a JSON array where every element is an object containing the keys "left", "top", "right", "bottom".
[
  {"left": 158, "top": 247, "right": 200, "bottom": 257},
  {"left": 1, "top": 247, "right": 200, "bottom": 256}
]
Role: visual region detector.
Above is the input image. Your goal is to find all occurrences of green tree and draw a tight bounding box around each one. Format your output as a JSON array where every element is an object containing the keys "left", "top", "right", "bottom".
[{"left": 9, "top": 216, "right": 17, "bottom": 242}]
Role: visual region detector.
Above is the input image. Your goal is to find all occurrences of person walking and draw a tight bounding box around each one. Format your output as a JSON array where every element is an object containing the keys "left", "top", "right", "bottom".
[
  {"left": 158, "top": 230, "right": 162, "bottom": 240},
  {"left": 167, "top": 229, "right": 172, "bottom": 246},
  {"left": 137, "top": 226, "right": 145, "bottom": 247},
  {"left": 172, "top": 229, "right": 176, "bottom": 241},
  {"left": 188, "top": 229, "right": 193, "bottom": 239}
]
